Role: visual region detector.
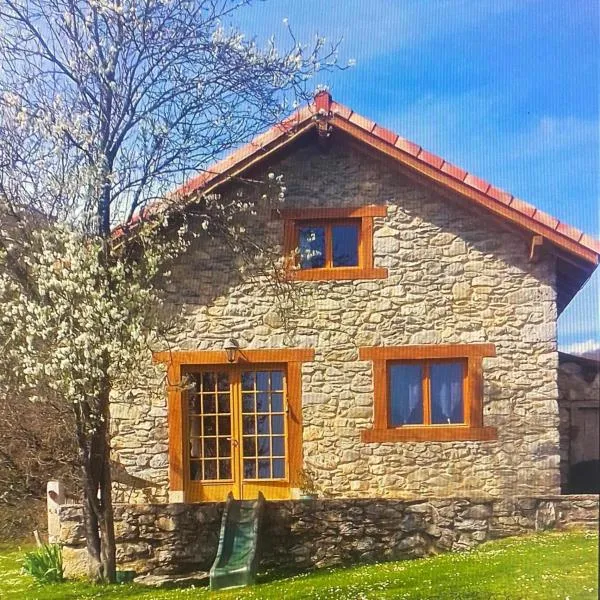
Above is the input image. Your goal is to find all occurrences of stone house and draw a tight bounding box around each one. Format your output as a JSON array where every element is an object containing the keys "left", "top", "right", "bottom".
[{"left": 111, "top": 91, "right": 600, "bottom": 506}]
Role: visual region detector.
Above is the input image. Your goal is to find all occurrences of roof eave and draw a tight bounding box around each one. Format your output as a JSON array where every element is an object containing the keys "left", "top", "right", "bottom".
[{"left": 329, "top": 113, "right": 599, "bottom": 268}]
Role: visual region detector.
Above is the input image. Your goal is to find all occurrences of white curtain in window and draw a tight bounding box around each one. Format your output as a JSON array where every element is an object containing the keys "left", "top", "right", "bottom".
[
  {"left": 439, "top": 381, "right": 460, "bottom": 422},
  {"left": 434, "top": 366, "right": 462, "bottom": 423},
  {"left": 433, "top": 379, "right": 462, "bottom": 423},
  {"left": 449, "top": 378, "right": 462, "bottom": 421},
  {"left": 407, "top": 379, "right": 421, "bottom": 423}
]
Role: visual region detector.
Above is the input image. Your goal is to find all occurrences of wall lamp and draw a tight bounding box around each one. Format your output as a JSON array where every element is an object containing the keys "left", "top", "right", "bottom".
[{"left": 223, "top": 338, "right": 240, "bottom": 363}]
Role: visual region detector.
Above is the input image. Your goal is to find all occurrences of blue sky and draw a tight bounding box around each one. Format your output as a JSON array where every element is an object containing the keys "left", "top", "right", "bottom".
[{"left": 230, "top": 0, "right": 599, "bottom": 353}]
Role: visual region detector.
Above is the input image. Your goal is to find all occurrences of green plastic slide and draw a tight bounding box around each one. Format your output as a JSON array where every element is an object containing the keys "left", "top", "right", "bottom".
[{"left": 209, "top": 491, "right": 265, "bottom": 591}]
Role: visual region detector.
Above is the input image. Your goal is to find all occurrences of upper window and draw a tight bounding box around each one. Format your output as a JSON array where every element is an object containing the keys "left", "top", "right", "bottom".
[
  {"left": 278, "top": 206, "right": 388, "bottom": 281},
  {"left": 298, "top": 220, "right": 360, "bottom": 269},
  {"left": 360, "top": 344, "right": 498, "bottom": 442}
]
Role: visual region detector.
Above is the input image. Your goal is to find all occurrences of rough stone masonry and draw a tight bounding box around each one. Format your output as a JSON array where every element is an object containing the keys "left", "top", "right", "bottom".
[
  {"left": 110, "top": 138, "right": 561, "bottom": 502},
  {"left": 55, "top": 495, "right": 598, "bottom": 578}
]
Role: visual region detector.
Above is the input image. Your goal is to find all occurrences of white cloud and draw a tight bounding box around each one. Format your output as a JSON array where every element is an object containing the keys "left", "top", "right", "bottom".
[
  {"left": 380, "top": 86, "right": 504, "bottom": 166},
  {"left": 511, "top": 116, "right": 598, "bottom": 159},
  {"left": 559, "top": 339, "right": 600, "bottom": 355},
  {"left": 381, "top": 88, "right": 598, "bottom": 173},
  {"left": 233, "top": 0, "right": 543, "bottom": 62}
]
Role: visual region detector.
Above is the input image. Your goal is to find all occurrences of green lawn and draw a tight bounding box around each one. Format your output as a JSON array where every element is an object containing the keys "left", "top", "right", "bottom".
[{"left": 1, "top": 531, "right": 597, "bottom": 600}]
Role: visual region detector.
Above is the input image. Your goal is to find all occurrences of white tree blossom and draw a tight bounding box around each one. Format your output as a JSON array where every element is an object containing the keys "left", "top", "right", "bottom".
[{"left": 0, "top": 0, "right": 338, "bottom": 583}]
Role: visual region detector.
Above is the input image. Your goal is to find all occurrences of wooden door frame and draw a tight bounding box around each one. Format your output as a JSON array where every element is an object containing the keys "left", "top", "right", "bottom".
[{"left": 153, "top": 348, "right": 314, "bottom": 502}]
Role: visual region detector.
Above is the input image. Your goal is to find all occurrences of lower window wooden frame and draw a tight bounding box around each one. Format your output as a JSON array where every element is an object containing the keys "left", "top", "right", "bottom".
[
  {"left": 359, "top": 343, "right": 498, "bottom": 442},
  {"left": 153, "top": 348, "right": 314, "bottom": 500}
]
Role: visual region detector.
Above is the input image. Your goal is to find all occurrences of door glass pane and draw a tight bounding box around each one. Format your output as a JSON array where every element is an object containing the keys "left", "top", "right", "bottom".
[
  {"left": 218, "top": 460, "right": 231, "bottom": 480},
  {"left": 203, "top": 416, "right": 216, "bottom": 436},
  {"left": 273, "top": 458, "right": 285, "bottom": 478},
  {"left": 242, "top": 393, "right": 254, "bottom": 412},
  {"left": 332, "top": 223, "right": 359, "bottom": 267},
  {"left": 241, "top": 371, "right": 255, "bottom": 391},
  {"left": 244, "top": 459, "right": 256, "bottom": 479},
  {"left": 204, "top": 460, "right": 217, "bottom": 480},
  {"left": 202, "top": 394, "right": 216, "bottom": 414},
  {"left": 188, "top": 371, "right": 231, "bottom": 482},
  {"left": 430, "top": 362, "right": 464, "bottom": 424},
  {"left": 256, "top": 371, "right": 269, "bottom": 392},
  {"left": 243, "top": 415, "right": 255, "bottom": 434},
  {"left": 243, "top": 436, "right": 256, "bottom": 456},
  {"left": 203, "top": 437, "right": 216, "bottom": 458},
  {"left": 217, "top": 372, "right": 229, "bottom": 391},
  {"left": 257, "top": 436, "right": 270, "bottom": 456},
  {"left": 190, "top": 461, "right": 201, "bottom": 481},
  {"left": 217, "top": 393, "right": 230, "bottom": 413},
  {"left": 190, "top": 416, "right": 201, "bottom": 457},
  {"left": 258, "top": 459, "right": 271, "bottom": 479},
  {"left": 256, "top": 415, "right": 269, "bottom": 434},
  {"left": 271, "top": 392, "right": 283, "bottom": 412},
  {"left": 298, "top": 226, "right": 326, "bottom": 269},
  {"left": 256, "top": 391, "right": 269, "bottom": 413},
  {"left": 389, "top": 364, "right": 423, "bottom": 425},
  {"left": 189, "top": 395, "right": 201, "bottom": 415},
  {"left": 201, "top": 372, "right": 215, "bottom": 391},
  {"left": 271, "top": 414, "right": 284, "bottom": 435},
  {"left": 218, "top": 415, "right": 231, "bottom": 436},
  {"left": 218, "top": 438, "right": 231, "bottom": 458},
  {"left": 272, "top": 436, "right": 285, "bottom": 457},
  {"left": 271, "top": 371, "right": 283, "bottom": 391}
]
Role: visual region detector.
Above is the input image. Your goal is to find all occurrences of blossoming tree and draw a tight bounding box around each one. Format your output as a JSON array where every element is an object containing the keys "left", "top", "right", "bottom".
[{"left": 0, "top": 0, "right": 338, "bottom": 582}]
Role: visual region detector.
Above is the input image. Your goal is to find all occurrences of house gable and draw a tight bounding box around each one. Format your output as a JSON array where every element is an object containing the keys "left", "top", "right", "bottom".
[
  {"left": 139, "top": 91, "right": 597, "bottom": 314},
  {"left": 112, "top": 132, "right": 562, "bottom": 502},
  {"left": 109, "top": 92, "right": 597, "bottom": 505}
]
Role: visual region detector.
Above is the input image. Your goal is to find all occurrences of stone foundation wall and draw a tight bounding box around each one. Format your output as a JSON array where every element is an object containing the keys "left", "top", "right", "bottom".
[{"left": 57, "top": 495, "right": 598, "bottom": 577}]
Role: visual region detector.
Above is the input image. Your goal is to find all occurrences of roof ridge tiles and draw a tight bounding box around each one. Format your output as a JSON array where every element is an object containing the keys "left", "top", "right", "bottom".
[
  {"left": 133, "top": 92, "right": 597, "bottom": 262},
  {"left": 327, "top": 96, "right": 597, "bottom": 261}
]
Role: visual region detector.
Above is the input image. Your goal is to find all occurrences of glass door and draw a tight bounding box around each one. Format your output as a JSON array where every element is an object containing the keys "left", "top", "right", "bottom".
[
  {"left": 239, "top": 369, "right": 289, "bottom": 500},
  {"left": 187, "top": 370, "right": 238, "bottom": 501},
  {"left": 185, "top": 366, "right": 290, "bottom": 501}
]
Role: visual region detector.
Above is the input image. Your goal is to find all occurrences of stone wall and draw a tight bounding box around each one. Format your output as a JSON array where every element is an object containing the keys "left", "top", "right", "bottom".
[
  {"left": 557, "top": 353, "right": 600, "bottom": 490},
  {"left": 110, "top": 134, "right": 561, "bottom": 501},
  {"left": 57, "top": 495, "right": 599, "bottom": 578}
]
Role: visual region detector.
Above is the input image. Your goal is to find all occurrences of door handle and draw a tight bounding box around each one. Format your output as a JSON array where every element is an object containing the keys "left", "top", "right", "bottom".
[{"left": 227, "top": 437, "right": 239, "bottom": 448}]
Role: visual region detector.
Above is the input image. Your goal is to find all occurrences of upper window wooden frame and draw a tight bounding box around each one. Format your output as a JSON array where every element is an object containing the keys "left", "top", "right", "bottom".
[
  {"left": 359, "top": 344, "right": 498, "bottom": 442},
  {"left": 277, "top": 206, "right": 388, "bottom": 281}
]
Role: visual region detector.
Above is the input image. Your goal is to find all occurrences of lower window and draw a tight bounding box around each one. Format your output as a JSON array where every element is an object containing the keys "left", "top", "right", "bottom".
[
  {"left": 390, "top": 360, "right": 465, "bottom": 426},
  {"left": 360, "top": 344, "right": 498, "bottom": 442}
]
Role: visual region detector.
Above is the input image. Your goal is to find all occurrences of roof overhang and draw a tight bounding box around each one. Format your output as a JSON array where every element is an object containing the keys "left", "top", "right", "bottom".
[{"left": 120, "top": 92, "right": 599, "bottom": 313}]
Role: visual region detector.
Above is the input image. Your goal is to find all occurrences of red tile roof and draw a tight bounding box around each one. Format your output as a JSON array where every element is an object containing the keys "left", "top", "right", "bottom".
[{"left": 156, "top": 91, "right": 600, "bottom": 265}]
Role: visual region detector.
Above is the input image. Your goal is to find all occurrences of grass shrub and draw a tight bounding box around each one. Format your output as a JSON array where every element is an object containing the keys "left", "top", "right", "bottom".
[{"left": 22, "top": 543, "right": 64, "bottom": 584}]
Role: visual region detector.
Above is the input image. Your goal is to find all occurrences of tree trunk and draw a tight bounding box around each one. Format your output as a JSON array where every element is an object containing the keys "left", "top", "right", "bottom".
[
  {"left": 81, "top": 187, "right": 117, "bottom": 583},
  {"left": 82, "top": 467, "right": 102, "bottom": 580},
  {"left": 97, "top": 382, "right": 116, "bottom": 583},
  {"left": 78, "top": 380, "right": 116, "bottom": 583}
]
